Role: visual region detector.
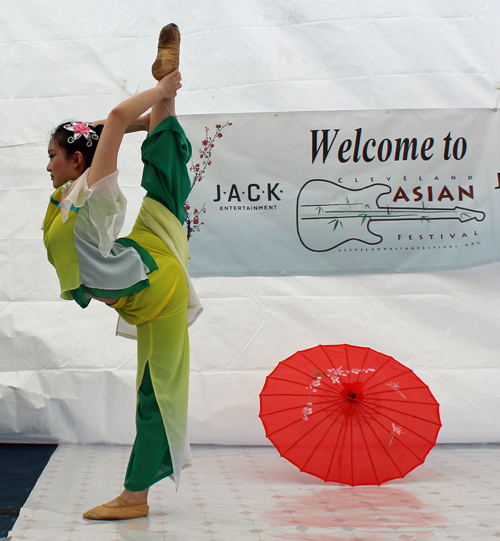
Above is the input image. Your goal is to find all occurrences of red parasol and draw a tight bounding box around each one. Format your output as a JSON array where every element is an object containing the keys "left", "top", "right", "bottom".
[{"left": 259, "top": 344, "right": 441, "bottom": 486}]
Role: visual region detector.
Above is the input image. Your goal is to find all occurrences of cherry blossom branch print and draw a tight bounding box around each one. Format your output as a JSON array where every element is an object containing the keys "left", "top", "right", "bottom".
[
  {"left": 185, "top": 121, "right": 232, "bottom": 240},
  {"left": 302, "top": 366, "right": 376, "bottom": 420}
]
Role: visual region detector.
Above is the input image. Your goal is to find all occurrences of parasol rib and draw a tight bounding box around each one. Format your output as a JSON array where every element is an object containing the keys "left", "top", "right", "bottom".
[
  {"left": 323, "top": 411, "right": 352, "bottom": 483},
  {"left": 300, "top": 407, "right": 351, "bottom": 480},
  {"left": 259, "top": 396, "right": 346, "bottom": 423},
  {"left": 364, "top": 402, "right": 442, "bottom": 431},
  {"left": 269, "top": 399, "right": 348, "bottom": 455},
  {"left": 356, "top": 404, "right": 437, "bottom": 461},
  {"left": 355, "top": 405, "right": 406, "bottom": 480},
  {"left": 362, "top": 368, "right": 419, "bottom": 393},
  {"left": 356, "top": 407, "right": 384, "bottom": 485},
  {"left": 352, "top": 397, "right": 441, "bottom": 444}
]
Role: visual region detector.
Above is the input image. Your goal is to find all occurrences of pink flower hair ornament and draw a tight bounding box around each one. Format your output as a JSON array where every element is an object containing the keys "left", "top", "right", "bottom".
[{"left": 63, "top": 121, "right": 99, "bottom": 147}]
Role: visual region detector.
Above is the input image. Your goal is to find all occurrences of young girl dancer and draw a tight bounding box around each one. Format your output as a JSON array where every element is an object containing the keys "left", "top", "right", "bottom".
[{"left": 43, "top": 24, "right": 200, "bottom": 520}]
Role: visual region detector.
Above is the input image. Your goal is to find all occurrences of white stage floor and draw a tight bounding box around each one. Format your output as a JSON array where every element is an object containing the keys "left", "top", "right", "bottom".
[{"left": 8, "top": 443, "right": 500, "bottom": 540}]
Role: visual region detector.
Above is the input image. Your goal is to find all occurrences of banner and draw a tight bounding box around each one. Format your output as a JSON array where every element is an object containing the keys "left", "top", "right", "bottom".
[{"left": 181, "top": 109, "right": 500, "bottom": 277}]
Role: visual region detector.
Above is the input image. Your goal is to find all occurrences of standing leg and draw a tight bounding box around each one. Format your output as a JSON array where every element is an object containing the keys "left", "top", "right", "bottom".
[{"left": 83, "top": 250, "right": 189, "bottom": 521}]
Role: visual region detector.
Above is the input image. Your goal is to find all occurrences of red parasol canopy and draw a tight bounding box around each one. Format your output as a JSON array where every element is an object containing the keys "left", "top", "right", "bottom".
[{"left": 259, "top": 344, "right": 441, "bottom": 486}]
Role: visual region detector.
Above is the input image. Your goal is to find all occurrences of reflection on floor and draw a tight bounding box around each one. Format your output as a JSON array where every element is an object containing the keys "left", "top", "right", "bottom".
[{"left": 8, "top": 443, "right": 500, "bottom": 540}]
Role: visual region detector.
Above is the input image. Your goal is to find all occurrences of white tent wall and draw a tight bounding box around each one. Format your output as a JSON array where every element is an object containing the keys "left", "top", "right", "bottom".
[{"left": 1, "top": 0, "right": 500, "bottom": 446}]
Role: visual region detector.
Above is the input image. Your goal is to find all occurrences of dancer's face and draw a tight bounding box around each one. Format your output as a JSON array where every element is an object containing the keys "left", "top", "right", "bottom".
[{"left": 47, "top": 139, "right": 81, "bottom": 189}]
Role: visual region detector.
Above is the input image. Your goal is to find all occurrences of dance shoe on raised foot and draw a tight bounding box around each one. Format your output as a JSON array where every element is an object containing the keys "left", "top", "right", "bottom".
[
  {"left": 152, "top": 23, "right": 181, "bottom": 80},
  {"left": 83, "top": 496, "right": 149, "bottom": 520}
]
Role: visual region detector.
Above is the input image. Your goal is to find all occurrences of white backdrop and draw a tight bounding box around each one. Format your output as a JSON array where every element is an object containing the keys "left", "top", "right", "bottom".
[{"left": 1, "top": 0, "right": 500, "bottom": 446}]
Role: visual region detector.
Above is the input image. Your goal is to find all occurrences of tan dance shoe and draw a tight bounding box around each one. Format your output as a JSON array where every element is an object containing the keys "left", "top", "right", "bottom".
[
  {"left": 152, "top": 23, "right": 181, "bottom": 80},
  {"left": 83, "top": 496, "right": 149, "bottom": 520}
]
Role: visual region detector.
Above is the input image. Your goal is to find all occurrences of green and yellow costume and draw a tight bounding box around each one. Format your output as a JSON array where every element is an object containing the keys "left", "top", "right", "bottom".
[{"left": 43, "top": 116, "right": 202, "bottom": 490}]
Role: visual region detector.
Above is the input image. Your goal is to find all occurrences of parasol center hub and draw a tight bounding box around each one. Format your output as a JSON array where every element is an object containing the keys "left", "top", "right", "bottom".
[{"left": 348, "top": 392, "right": 357, "bottom": 399}]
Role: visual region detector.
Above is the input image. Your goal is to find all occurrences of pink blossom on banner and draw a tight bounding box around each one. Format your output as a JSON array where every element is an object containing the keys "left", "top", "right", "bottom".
[{"left": 185, "top": 121, "right": 232, "bottom": 240}]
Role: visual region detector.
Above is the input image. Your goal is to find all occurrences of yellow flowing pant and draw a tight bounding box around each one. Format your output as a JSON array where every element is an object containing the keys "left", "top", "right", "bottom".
[{"left": 111, "top": 212, "right": 189, "bottom": 490}]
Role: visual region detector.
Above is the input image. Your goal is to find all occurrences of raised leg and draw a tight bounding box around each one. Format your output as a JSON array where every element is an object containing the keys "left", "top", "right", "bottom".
[
  {"left": 150, "top": 23, "right": 181, "bottom": 132},
  {"left": 86, "top": 70, "right": 181, "bottom": 188},
  {"left": 149, "top": 95, "right": 176, "bottom": 134}
]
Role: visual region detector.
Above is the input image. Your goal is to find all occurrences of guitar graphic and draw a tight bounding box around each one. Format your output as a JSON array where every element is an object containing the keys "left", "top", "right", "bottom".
[{"left": 296, "top": 179, "right": 485, "bottom": 252}]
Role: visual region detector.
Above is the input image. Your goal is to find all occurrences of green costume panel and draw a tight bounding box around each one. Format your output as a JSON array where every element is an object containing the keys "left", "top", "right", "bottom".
[
  {"left": 125, "top": 363, "right": 174, "bottom": 491},
  {"left": 141, "top": 114, "right": 192, "bottom": 224}
]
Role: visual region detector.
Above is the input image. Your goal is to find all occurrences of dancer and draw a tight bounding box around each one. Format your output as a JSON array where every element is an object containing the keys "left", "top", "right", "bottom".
[{"left": 43, "top": 24, "right": 201, "bottom": 520}]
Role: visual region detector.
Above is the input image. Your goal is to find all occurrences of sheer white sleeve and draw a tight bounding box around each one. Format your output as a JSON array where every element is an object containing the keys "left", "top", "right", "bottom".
[{"left": 61, "top": 168, "right": 127, "bottom": 257}]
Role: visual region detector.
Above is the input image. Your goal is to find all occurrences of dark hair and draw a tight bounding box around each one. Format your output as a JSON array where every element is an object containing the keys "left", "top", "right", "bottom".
[{"left": 51, "top": 121, "right": 104, "bottom": 169}]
